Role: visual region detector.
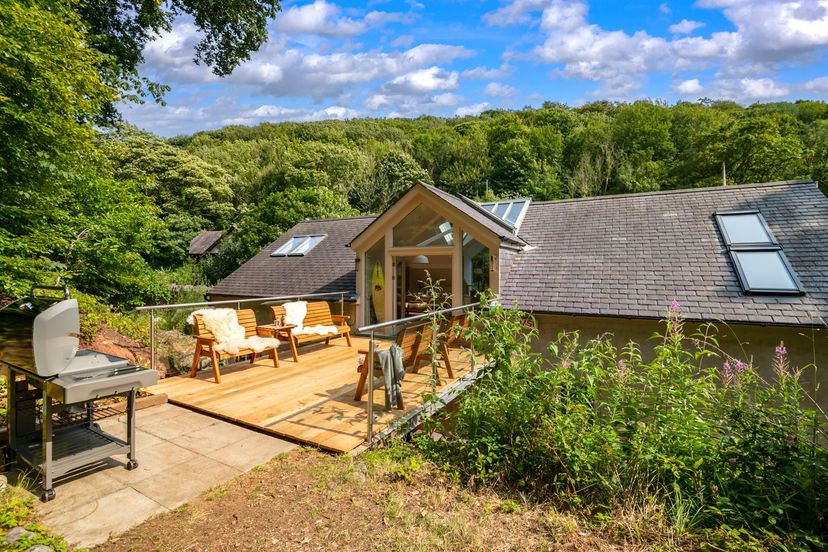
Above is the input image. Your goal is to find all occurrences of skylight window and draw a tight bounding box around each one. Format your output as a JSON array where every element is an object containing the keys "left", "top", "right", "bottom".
[
  {"left": 714, "top": 211, "right": 803, "bottom": 295},
  {"left": 271, "top": 234, "right": 326, "bottom": 257},
  {"left": 479, "top": 199, "right": 530, "bottom": 228}
]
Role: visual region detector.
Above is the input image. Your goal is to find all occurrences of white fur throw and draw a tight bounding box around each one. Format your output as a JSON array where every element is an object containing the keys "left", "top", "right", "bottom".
[
  {"left": 282, "top": 301, "right": 338, "bottom": 337},
  {"left": 282, "top": 301, "right": 307, "bottom": 327},
  {"left": 293, "top": 324, "right": 338, "bottom": 337},
  {"left": 188, "top": 308, "right": 279, "bottom": 355}
]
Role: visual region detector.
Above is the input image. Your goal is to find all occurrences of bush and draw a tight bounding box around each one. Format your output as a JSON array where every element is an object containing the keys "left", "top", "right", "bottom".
[{"left": 417, "top": 301, "right": 828, "bottom": 549}]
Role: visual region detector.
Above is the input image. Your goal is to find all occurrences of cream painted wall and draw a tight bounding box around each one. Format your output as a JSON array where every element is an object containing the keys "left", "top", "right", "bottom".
[{"left": 534, "top": 313, "right": 827, "bottom": 412}]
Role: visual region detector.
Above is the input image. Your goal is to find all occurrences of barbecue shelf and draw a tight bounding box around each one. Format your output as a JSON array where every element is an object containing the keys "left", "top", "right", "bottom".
[{"left": 15, "top": 423, "right": 132, "bottom": 478}]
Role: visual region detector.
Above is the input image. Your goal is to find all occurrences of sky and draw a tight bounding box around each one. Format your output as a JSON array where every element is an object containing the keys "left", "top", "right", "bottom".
[{"left": 125, "top": 0, "right": 828, "bottom": 136}]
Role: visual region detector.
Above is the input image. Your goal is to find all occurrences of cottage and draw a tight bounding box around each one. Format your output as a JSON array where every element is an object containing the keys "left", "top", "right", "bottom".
[{"left": 209, "top": 180, "right": 828, "bottom": 406}]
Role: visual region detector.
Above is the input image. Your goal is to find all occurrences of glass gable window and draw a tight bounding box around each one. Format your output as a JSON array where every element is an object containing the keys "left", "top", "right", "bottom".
[
  {"left": 714, "top": 211, "right": 803, "bottom": 294},
  {"left": 393, "top": 204, "right": 454, "bottom": 247},
  {"left": 271, "top": 234, "right": 326, "bottom": 257}
]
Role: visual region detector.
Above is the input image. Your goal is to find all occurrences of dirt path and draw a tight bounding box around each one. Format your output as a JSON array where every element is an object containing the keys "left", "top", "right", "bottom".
[{"left": 92, "top": 447, "right": 681, "bottom": 552}]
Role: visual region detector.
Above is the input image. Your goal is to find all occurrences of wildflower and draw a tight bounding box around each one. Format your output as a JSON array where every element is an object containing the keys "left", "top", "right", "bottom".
[
  {"left": 617, "top": 359, "right": 628, "bottom": 379},
  {"left": 773, "top": 340, "right": 790, "bottom": 376},
  {"left": 734, "top": 360, "right": 746, "bottom": 373},
  {"left": 560, "top": 359, "right": 571, "bottom": 370},
  {"left": 670, "top": 300, "right": 681, "bottom": 312},
  {"left": 721, "top": 360, "right": 733, "bottom": 385}
]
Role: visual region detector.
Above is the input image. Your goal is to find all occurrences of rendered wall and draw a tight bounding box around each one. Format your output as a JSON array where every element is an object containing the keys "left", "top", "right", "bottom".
[{"left": 534, "top": 313, "right": 827, "bottom": 412}]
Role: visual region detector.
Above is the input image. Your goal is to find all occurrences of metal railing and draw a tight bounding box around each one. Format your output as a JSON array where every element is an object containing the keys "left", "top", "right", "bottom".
[
  {"left": 135, "top": 291, "right": 350, "bottom": 372},
  {"left": 357, "top": 302, "right": 482, "bottom": 445}
]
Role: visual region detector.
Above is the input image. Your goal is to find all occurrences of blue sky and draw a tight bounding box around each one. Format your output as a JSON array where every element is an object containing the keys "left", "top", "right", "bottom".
[{"left": 126, "top": 0, "right": 828, "bottom": 136}]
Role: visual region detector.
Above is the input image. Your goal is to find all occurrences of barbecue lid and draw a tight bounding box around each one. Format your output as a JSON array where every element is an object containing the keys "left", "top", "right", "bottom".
[{"left": 32, "top": 299, "right": 80, "bottom": 377}]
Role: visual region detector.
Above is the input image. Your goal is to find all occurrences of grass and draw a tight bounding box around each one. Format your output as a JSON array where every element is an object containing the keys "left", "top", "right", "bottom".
[{"left": 92, "top": 445, "right": 696, "bottom": 552}]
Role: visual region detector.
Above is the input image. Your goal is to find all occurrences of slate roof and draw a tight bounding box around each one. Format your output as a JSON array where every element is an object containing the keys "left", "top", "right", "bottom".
[
  {"left": 188, "top": 230, "right": 225, "bottom": 256},
  {"left": 207, "top": 216, "right": 375, "bottom": 298},
  {"left": 499, "top": 180, "right": 828, "bottom": 327}
]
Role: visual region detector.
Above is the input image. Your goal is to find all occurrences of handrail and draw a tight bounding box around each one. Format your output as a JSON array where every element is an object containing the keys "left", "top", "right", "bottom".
[
  {"left": 360, "top": 300, "right": 486, "bottom": 445},
  {"left": 357, "top": 302, "right": 483, "bottom": 333},
  {"left": 135, "top": 290, "right": 351, "bottom": 373},
  {"left": 135, "top": 291, "right": 351, "bottom": 312}
]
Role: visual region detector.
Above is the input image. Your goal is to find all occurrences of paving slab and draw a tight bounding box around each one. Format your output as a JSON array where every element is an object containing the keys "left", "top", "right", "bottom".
[{"left": 24, "top": 403, "right": 298, "bottom": 548}]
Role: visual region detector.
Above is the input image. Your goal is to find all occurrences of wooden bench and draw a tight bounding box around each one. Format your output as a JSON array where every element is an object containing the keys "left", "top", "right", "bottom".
[
  {"left": 191, "top": 308, "right": 279, "bottom": 384},
  {"left": 271, "top": 301, "right": 352, "bottom": 348}
]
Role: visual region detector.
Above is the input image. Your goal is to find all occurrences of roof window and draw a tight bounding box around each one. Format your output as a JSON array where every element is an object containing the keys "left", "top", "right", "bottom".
[
  {"left": 271, "top": 234, "right": 326, "bottom": 257},
  {"left": 714, "top": 211, "right": 803, "bottom": 294},
  {"left": 478, "top": 199, "right": 530, "bottom": 228}
]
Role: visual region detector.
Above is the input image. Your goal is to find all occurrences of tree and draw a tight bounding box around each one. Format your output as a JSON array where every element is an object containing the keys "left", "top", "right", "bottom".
[
  {"left": 201, "top": 186, "right": 356, "bottom": 281},
  {"left": 0, "top": 1, "right": 168, "bottom": 306},
  {"left": 350, "top": 149, "right": 431, "bottom": 213},
  {"left": 77, "top": 0, "right": 280, "bottom": 115}
]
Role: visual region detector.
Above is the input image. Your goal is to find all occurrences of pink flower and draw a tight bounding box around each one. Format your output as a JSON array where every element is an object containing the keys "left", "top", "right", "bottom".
[
  {"left": 670, "top": 300, "right": 681, "bottom": 312},
  {"left": 617, "top": 359, "right": 628, "bottom": 379},
  {"left": 722, "top": 360, "right": 734, "bottom": 385},
  {"left": 773, "top": 341, "right": 790, "bottom": 376}
]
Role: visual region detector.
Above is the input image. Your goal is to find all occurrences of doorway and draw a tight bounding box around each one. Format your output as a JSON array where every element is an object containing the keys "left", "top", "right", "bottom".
[{"left": 394, "top": 254, "right": 452, "bottom": 319}]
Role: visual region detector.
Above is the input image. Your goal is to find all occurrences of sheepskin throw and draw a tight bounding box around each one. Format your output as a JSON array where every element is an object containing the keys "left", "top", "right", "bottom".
[
  {"left": 281, "top": 301, "right": 338, "bottom": 337},
  {"left": 282, "top": 301, "right": 307, "bottom": 328},
  {"left": 187, "top": 308, "right": 279, "bottom": 354}
]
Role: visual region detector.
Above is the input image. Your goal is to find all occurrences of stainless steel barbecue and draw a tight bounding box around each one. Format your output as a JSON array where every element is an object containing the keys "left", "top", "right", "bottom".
[{"left": 0, "top": 287, "right": 157, "bottom": 501}]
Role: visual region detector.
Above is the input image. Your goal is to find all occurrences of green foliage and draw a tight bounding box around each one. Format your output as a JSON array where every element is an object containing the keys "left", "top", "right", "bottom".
[
  {"left": 0, "top": 484, "right": 68, "bottom": 551},
  {"left": 76, "top": 0, "right": 280, "bottom": 113},
  {"left": 201, "top": 185, "right": 356, "bottom": 281},
  {"left": 418, "top": 303, "right": 828, "bottom": 549}
]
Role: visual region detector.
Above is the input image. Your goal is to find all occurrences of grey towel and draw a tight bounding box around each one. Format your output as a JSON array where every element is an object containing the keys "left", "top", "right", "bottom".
[{"left": 377, "top": 345, "right": 405, "bottom": 409}]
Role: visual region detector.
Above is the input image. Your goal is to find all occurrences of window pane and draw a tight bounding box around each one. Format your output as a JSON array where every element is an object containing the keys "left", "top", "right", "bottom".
[
  {"left": 393, "top": 204, "right": 454, "bottom": 247},
  {"left": 720, "top": 214, "right": 772, "bottom": 244},
  {"left": 733, "top": 251, "right": 798, "bottom": 291},
  {"left": 504, "top": 201, "right": 526, "bottom": 225},
  {"left": 290, "top": 235, "right": 326, "bottom": 255},
  {"left": 272, "top": 237, "right": 299, "bottom": 256},
  {"left": 493, "top": 202, "right": 509, "bottom": 218},
  {"left": 462, "top": 233, "right": 489, "bottom": 304}
]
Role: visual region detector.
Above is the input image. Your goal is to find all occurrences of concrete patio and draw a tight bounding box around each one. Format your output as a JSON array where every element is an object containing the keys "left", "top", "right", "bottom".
[{"left": 23, "top": 403, "right": 296, "bottom": 548}]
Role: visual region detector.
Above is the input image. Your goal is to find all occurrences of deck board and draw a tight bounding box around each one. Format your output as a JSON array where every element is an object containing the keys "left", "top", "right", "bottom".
[{"left": 147, "top": 336, "right": 476, "bottom": 453}]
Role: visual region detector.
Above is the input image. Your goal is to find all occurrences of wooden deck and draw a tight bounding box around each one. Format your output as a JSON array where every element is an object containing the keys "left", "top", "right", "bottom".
[{"left": 148, "top": 336, "right": 476, "bottom": 453}]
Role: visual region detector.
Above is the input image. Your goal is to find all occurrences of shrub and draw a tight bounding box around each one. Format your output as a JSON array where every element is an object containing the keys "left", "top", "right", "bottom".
[{"left": 417, "top": 301, "right": 828, "bottom": 549}]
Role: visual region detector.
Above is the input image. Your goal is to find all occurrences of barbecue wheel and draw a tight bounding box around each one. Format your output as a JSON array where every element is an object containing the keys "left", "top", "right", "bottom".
[
  {"left": 41, "top": 489, "right": 56, "bottom": 502},
  {"left": 126, "top": 459, "right": 139, "bottom": 470}
]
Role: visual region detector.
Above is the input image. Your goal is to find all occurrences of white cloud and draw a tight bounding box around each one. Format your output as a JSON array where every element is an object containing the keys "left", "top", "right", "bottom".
[
  {"left": 273, "top": 0, "right": 406, "bottom": 38},
  {"left": 391, "top": 34, "right": 415, "bottom": 47},
  {"left": 484, "top": 82, "right": 517, "bottom": 97},
  {"left": 669, "top": 19, "right": 704, "bottom": 35},
  {"left": 485, "top": 0, "right": 828, "bottom": 99},
  {"left": 455, "top": 102, "right": 490, "bottom": 117},
  {"left": 141, "top": 18, "right": 473, "bottom": 102},
  {"left": 674, "top": 78, "right": 703, "bottom": 94},
  {"left": 736, "top": 77, "right": 790, "bottom": 100},
  {"left": 364, "top": 91, "right": 463, "bottom": 115},
  {"left": 383, "top": 66, "right": 459, "bottom": 95},
  {"left": 804, "top": 76, "right": 828, "bottom": 93},
  {"left": 461, "top": 64, "right": 513, "bottom": 79},
  {"left": 659, "top": 2, "right": 671, "bottom": 14},
  {"left": 482, "top": 0, "right": 550, "bottom": 26}
]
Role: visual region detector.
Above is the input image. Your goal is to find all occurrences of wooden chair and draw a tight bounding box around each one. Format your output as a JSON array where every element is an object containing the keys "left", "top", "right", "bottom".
[
  {"left": 190, "top": 308, "right": 278, "bottom": 384},
  {"left": 354, "top": 323, "right": 427, "bottom": 403},
  {"left": 410, "top": 322, "right": 454, "bottom": 379},
  {"left": 270, "top": 301, "right": 352, "bottom": 348}
]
